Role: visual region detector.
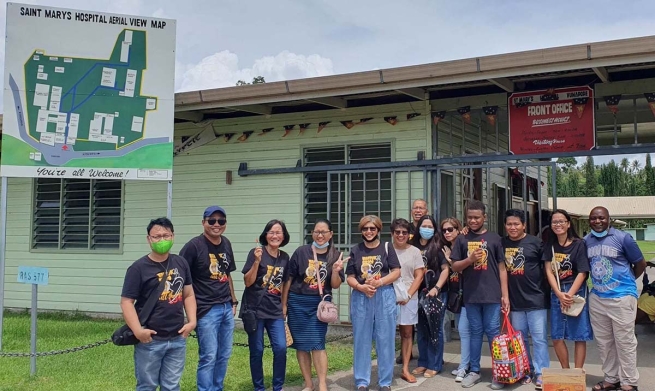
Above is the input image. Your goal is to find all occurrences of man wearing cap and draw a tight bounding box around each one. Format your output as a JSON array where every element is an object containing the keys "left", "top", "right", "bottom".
[{"left": 180, "top": 206, "right": 237, "bottom": 391}]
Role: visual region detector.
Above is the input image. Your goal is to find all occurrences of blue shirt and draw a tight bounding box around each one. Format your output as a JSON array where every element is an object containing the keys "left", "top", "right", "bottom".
[{"left": 584, "top": 228, "right": 644, "bottom": 299}]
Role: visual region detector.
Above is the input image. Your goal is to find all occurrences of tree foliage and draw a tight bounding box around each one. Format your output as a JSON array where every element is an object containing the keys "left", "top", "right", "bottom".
[{"left": 236, "top": 76, "right": 266, "bottom": 86}]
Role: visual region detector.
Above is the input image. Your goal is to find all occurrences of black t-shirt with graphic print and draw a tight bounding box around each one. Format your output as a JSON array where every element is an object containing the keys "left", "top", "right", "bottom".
[
  {"left": 242, "top": 248, "right": 290, "bottom": 319},
  {"left": 346, "top": 242, "right": 401, "bottom": 285},
  {"left": 451, "top": 231, "right": 505, "bottom": 305},
  {"left": 121, "top": 254, "right": 192, "bottom": 340},
  {"left": 503, "top": 235, "right": 549, "bottom": 311},
  {"left": 288, "top": 244, "right": 345, "bottom": 296},
  {"left": 542, "top": 239, "right": 589, "bottom": 285},
  {"left": 179, "top": 235, "right": 237, "bottom": 319},
  {"left": 414, "top": 241, "right": 447, "bottom": 290}
]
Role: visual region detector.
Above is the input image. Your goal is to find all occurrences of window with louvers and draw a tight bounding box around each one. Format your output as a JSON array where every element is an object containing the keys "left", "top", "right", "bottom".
[
  {"left": 303, "top": 143, "right": 392, "bottom": 246},
  {"left": 33, "top": 178, "right": 123, "bottom": 250}
]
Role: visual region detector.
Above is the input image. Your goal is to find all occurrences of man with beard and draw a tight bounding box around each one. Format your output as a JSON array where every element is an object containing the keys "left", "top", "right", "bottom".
[
  {"left": 180, "top": 206, "right": 237, "bottom": 391},
  {"left": 585, "top": 206, "right": 645, "bottom": 391},
  {"left": 451, "top": 200, "right": 509, "bottom": 389}
]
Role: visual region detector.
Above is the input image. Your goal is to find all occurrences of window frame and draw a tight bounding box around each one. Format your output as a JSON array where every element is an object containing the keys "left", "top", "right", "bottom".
[{"left": 30, "top": 178, "right": 125, "bottom": 254}]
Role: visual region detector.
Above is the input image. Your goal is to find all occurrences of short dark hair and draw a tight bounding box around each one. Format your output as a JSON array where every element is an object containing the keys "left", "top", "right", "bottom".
[
  {"left": 147, "top": 217, "right": 174, "bottom": 235},
  {"left": 466, "top": 200, "right": 486, "bottom": 214},
  {"left": 259, "top": 219, "right": 290, "bottom": 247},
  {"left": 504, "top": 209, "right": 526, "bottom": 224},
  {"left": 390, "top": 218, "right": 411, "bottom": 232}
]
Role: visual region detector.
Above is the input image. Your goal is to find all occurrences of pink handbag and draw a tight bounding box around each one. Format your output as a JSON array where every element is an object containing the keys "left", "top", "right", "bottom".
[{"left": 313, "top": 247, "right": 339, "bottom": 323}]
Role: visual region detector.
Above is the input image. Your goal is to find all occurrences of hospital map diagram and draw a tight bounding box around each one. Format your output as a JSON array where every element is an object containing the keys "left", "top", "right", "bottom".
[{"left": 24, "top": 29, "right": 157, "bottom": 156}]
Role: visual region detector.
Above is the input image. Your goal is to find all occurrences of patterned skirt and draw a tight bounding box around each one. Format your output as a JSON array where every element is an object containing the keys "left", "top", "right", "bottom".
[{"left": 287, "top": 292, "right": 328, "bottom": 351}]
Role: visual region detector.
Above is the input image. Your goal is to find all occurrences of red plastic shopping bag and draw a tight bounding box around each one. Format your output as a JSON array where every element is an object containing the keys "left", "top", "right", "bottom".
[{"left": 491, "top": 312, "right": 531, "bottom": 384}]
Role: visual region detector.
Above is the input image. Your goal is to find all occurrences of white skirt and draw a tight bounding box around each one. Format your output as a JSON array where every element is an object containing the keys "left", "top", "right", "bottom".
[{"left": 397, "top": 297, "right": 419, "bottom": 325}]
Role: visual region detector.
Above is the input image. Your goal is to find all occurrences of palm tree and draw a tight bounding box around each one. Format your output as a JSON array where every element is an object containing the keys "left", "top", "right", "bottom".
[{"left": 631, "top": 159, "right": 641, "bottom": 174}]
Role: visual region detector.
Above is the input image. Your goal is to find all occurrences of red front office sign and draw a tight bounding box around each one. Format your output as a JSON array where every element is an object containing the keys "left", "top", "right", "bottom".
[{"left": 508, "top": 86, "right": 595, "bottom": 155}]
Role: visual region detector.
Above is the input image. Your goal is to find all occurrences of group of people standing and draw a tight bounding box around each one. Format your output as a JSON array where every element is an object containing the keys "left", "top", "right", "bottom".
[{"left": 120, "top": 199, "right": 646, "bottom": 391}]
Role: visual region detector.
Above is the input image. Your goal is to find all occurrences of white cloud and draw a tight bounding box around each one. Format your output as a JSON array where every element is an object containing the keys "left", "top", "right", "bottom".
[{"left": 176, "top": 50, "right": 334, "bottom": 92}]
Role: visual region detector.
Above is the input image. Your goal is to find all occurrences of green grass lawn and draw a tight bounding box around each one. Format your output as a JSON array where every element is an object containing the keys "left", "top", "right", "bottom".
[
  {"left": 637, "top": 240, "right": 655, "bottom": 256},
  {"left": 0, "top": 311, "right": 355, "bottom": 391}
]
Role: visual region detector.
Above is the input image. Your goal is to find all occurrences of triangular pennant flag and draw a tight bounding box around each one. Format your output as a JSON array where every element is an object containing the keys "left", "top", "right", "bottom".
[
  {"left": 432, "top": 111, "right": 446, "bottom": 125},
  {"left": 299, "top": 123, "right": 311, "bottom": 135},
  {"left": 603, "top": 95, "right": 621, "bottom": 115},
  {"left": 317, "top": 121, "right": 331, "bottom": 133},
  {"left": 237, "top": 131, "right": 254, "bottom": 142},
  {"left": 406, "top": 113, "right": 420, "bottom": 121},
  {"left": 572, "top": 98, "right": 588, "bottom": 119},
  {"left": 223, "top": 133, "right": 235, "bottom": 142},
  {"left": 181, "top": 136, "right": 190, "bottom": 143},
  {"left": 258, "top": 127, "right": 274, "bottom": 136},
  {"left": 340, "top": 120, "right": 355, "bottom": 129},
  {"left": 457, "top": 106, "right": 471, "bottom": 124},
  {"left": 384, "top": 116, "right": 398, "bottom": 125},
  {"left": 357, "top": 118, "right": 374, "bottom": 125},
  {"left": 283, "top": 125, "right": 295, "bottom": 137},
  {"left": 482, "top": 106, "right": 498, "bottom": 126},
  {"left": 644, "top": 93, "right": 655, "bottom": 118}
]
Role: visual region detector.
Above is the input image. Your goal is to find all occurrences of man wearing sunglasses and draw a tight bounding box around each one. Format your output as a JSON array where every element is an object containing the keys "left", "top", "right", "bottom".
[{"left": 180, "top": 206, "right": 237, "bottom": 391}]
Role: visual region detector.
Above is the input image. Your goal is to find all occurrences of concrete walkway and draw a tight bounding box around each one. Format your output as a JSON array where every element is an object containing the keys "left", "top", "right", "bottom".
[{"left": 287, "top": 324, "right": 655, "bottom": 390}]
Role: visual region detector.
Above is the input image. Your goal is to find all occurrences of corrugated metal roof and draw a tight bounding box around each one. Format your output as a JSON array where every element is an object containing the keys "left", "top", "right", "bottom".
[{"left": 548, "top": 196, "right": 655, "bottom": 219}]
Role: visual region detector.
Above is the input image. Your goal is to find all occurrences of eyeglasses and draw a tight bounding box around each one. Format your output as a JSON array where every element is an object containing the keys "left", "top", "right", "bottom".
[
  {"left": 442, "top": 227, "right": 456, "bottom": 233},
  {"left": 267, "top": 231, "right": 284, "bottom": 236},
  {"left": 149, "top": 234, "right": 172, "bottom": 241},
  {"left": 361, "top": 226, "right": 378, "bottom": 232},
  {"left": 393, "top": 230, "right": 409, "bottom": 236},
  {"left": 206, "top": 218, "right": 227, "bottom": 226},
  {"left": 312, "top": 231, "right": 331, "bottom": 236},
  {"left": 552, "top": 220, "right": 568, "bottom": 226}
]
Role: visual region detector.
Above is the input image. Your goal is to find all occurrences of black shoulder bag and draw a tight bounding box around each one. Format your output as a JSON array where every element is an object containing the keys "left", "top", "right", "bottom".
[
  {"left": 112, "top": 268, "right": 168, "bottom": 346},
  {"left": 447, "top": 272, "right": 463, "bottom": 314}
]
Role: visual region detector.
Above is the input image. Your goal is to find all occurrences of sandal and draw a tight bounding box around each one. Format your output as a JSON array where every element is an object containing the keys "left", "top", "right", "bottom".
[
  {"left": 593, "top": 381, "right": 621, "bottom": 391},
  {"left": 400, "top": 373, "right": 417, "bottom": 383},
  {"left": 423, "top": 370, "right": 438, "bottom": 378},
  {"left": 412, "top": 367, "right": 426, "bottom": 375},
  {"left": 535, "top": 376, "right": 543, "bottom": 390},
  {"left": 522, "top": 376, "right": 533, "bottom": 385}
]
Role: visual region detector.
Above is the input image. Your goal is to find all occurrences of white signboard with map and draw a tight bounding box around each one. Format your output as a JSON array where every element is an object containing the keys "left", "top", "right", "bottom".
[{"left": 1, "top": 3, "right": 175, "bottom": 180}]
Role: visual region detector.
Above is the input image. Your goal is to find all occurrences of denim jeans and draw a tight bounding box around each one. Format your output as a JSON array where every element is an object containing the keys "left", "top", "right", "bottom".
[
  {"left": 510, "top": 309, "right": 550, "bottom": 376},
  {"left": 351, "top": 285, "right": 396, "bottom": 388},
  {"left": 466, "top": 303, "right": 501, "bottom": 373},
  {"left": 417, "top": 291, "right": 448, "bottom": 372},
  {"left": 134, "top": 336, "right": 186, "bottom": 391},
  {"left": 247, "top": 318, "right": 287, "bottom": 391},
  {"left": 197, "top": 302, "right": 234, "bottom": 391},
  {"left": 455, "top": 306, "right": 471, "bottom": 371}
]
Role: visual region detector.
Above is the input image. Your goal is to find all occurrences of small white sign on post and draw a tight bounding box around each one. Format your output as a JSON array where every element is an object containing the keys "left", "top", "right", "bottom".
[{"left": 17, "top": 266, "right": 49, "bottom": 376}]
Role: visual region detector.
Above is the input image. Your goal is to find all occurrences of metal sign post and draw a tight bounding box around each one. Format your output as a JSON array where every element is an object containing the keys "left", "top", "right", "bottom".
[
  {"left": 0, "top": 176, "right": 7, "bottom": 351},
  {"left": 17, "top": 266, "right": 49, "bottom": 376}
]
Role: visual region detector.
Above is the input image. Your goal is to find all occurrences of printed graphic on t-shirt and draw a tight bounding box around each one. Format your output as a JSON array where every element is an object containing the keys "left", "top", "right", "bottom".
[
  {"left": 304, "top": 259, "right": 327, "bottom": 289},
  {"left": 157, "top": 269, "right": 184, "bottom": 304},
  {"left": 420, "top": 249, "right": 428, "bottom": 267},
  {"left": 449, "top": 270, "right": 459, "bottom": 283},
  {"left": 590, "top": 256, "right": 615, "bottom": 289},
  {"left": 467, "top": 240, "right": 488, "bottom": 270},
  {"left": 360, "top": 255, "right": 383, "bottom": 280},
  {"left": 209, "top": 252, "right": 230, "bottom": 282},
  {"left": 262, "top": 265, "right": 285, "bottom": 295},
  {"left": 505, "top": 247, "right": 526, "bottom": 275},
  {"left": 553, "top": 252, "right": 573, "bottom": 280}
]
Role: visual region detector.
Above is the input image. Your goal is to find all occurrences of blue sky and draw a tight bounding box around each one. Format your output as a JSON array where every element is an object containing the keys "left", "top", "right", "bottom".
[{"left": 2, "top": 0, "right": 654, "bottom": 164}]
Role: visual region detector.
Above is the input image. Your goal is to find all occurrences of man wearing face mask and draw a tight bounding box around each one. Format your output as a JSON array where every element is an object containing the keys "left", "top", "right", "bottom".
[
  {"left": 120, "top": 217, "right": 197, "bottom": 391},
  {"left": 585, "top": 207, "right": 645, "bottom": 391},
  {"left": 180, "top": 206, "right": 237, "bottom": 391}
]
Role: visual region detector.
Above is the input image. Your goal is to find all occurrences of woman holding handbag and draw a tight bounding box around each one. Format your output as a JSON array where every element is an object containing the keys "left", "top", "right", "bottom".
[
  {"left": 283, "top": 219, "right": 346, "bottom": 391},
  {"left": 409, "top": 215, "right": 450, "bottom": 378},
  {"left": 543, "top": 209, "right": 593, "bottom": 370},
  {"left": 391, "top": 218, "right": 425, "bottom": 384}
]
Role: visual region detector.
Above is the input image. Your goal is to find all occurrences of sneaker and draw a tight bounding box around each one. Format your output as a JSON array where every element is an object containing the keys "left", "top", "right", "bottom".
[
  {"left": 451, "top": 369, "right": 459, "bottom": 376},
  {"left": 490, "top": 380, "right": 505, "bottom": 390},
  {"left": 357, "top": 387, "right": 369, "bottom": 391},
  {"left": 461, "top": 372, "right": 481, "bottom": 388},
  {"left": 454, "top": 369, "right": 467, "bottom": 382}
]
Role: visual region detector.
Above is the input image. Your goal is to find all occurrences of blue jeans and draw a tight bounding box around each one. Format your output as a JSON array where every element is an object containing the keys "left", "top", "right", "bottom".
[
  {"left": 197, "top": 302, "right": 234, "bottom": 391},
  {"left": 510, "top": 309, "right": 550, "bottom": 376},
  {"left": 466, "top": 303, "right": 501, "bottom": 373},
  {"left": 456, "top": 306, "right": 471, "bottom": 371},
  {"left": 134, "top": 336, "right": 186, "bottom": 391},
  {"left": 351, "top": 285, "right": 396, "bottom": 388},
  {"left": 247, "top": 318, "right": 287, "bottom": 391},
  {"left": 417, "top": 291, "right": 448, "bottom": 371}
]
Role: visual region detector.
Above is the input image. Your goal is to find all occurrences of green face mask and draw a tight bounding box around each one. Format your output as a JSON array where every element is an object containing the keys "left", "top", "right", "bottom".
[{"left": 151, "top": 239, "right": 174, "bottom": 255}]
